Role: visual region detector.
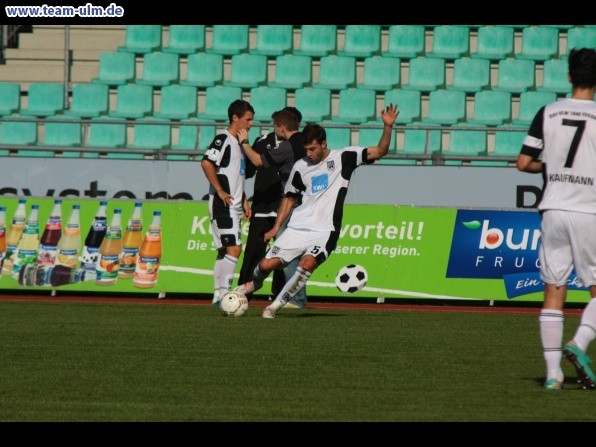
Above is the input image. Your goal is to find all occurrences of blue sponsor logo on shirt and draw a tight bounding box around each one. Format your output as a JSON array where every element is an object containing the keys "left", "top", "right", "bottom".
[{"left": 311, "top": 173, "right": 329, "bottom": 193}]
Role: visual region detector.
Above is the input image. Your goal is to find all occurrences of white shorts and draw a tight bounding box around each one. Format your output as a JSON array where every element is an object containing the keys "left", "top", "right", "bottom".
[
  {"left": 539, "top": 209, "right": 596, "bottom": 287},
  {"left": 265, "top": 227, "right": 334, "bottom": 265}
]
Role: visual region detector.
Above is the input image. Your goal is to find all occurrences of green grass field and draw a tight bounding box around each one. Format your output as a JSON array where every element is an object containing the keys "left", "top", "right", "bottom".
[{"left": 0, "top": 299, "right": 594, "bottom": 422}]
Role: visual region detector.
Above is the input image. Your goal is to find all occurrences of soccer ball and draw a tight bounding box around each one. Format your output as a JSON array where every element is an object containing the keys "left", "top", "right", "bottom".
[
  {"left": 220, "top": 291, "right": 249, "bottom": 317},
  {"left": 335, "top": 264, "right": 368, "bottom": 293}
]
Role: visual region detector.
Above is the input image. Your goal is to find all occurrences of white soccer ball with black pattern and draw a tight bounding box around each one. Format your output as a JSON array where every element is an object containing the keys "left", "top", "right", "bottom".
[
  {"left": 220, "top": 291, "right": 249, "bottom": 317},
  {"left": 335, "top": 264, "right": 368, "bottom": 293}
]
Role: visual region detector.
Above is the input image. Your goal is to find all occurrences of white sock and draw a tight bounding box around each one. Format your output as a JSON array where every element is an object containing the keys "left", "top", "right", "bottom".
[
  {"left": 270, "top": 267, "right": 311, "bottom": 312},
  {"left": 212, "top": 258, "right": 223, "bottom": 303},
  {"left": 540, "top": 309, "right": 564, "bottom": 381},
  {"left": 572, "top": 297, "right": 596, "bottom": 352},
  {"left": 219, "top": 254, "right": 238, "bottom": 294}
]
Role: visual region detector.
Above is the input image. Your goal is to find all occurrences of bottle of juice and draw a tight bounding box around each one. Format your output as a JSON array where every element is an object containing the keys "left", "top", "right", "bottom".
[
  {"left": 95, "top": 208, "right": 122, "bottom": 286},
  {"left": 133, "top": 210, "right": 162, "bottom": 289},
  {"left": 118, "top": 201, "right": 143, "bottom": 279},
  {"left": 2, "top": 198, "right": 27, "bottom": 275},
  {"left": 37, "top": 199, "right": 62, "bottom": 266},
  {"left": 55, "top": 204, "right": 81, "bottom": 269},
  {"left": 12, "top": 204, "right": 40, "bottom": 279},
  {"left": 0, "top": 206, "right": 6, "bottom": 269},
  {"left": 81, "top": 200, "right": 108, "bottom": 281}
]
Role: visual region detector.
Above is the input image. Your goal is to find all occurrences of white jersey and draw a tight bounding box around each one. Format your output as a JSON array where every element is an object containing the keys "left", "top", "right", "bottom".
[
  {"left": 202, "top": 130, "right": 246, "bottom": 217},
  {"left": 521, "top": 98, "right": 596, "bottom": 214},
  {"left": 285, "top": 146, "right": 372, "bottom": 232}
]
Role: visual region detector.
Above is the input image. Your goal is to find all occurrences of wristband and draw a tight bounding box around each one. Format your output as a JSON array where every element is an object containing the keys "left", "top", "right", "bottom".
[{"left": 240, "top": 139, "right": 249, "bottom": 145}]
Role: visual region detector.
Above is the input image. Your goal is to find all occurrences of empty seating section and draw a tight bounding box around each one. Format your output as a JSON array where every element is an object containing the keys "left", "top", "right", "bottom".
[{"left": 3, "top": 24, "right": 583, "bottom": 164}]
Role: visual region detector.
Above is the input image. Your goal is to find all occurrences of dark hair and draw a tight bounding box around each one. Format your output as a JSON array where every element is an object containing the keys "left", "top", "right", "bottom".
[
  {"left": 282, "top": 106, "right": 302, "bottom": 123},
  {"left": 301, "top": 123, "right": 326, "bottom": 146},
  {"left": 271, "top": 109, "right": 300, "bottom": 131},
  {"left": 568, "top": 47, "right": 596, "bottom": 89},
  {"left": 228, "top": 99, "right": 255, "bottom": 122}
]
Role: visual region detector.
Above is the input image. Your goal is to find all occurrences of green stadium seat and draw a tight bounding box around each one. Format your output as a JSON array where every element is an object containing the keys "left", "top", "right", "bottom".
[
  {"left": 91, "top": 51, "right": 136, "bottom": 86},
  {"left": 537, "top": 59, "right": 570, "bottom": 95},
  {"left": 401, "top": 57, "right": 446, "bottom": 92},
  {"left": 207, "top": 25, "right": 249, "bottom": 56},
  {"left": 200, "top": 86, "right": 243, "bottom": 121},
  {"left": 127, "top": 119, "right": 171, "bottom": 158},
  {"left": 446, "top": 57, "right": 490, "bottom": 93},
  {"left": 333, "top": 88, "right": 376, "bottom": 124},
  {"left": 118, "top": 25, "right": 162, "bottom": 54},
  {"left": 87, "top": 119, "right": 127, "bottom": 157},
  {"left": 251, "top": 25, "right": 293, "bottom": 57},
  {"left": 426, "top": 25, "right": 470, "bottom": 60},
  {"left": 422, "top": 90, "right": 466, "bottom": 125},
  {"left": 447, "top": 125, "right": 487, "bottom": 159},
  {"left": 517, "top": 26, "right": 559, "bottom": 61},
  {"left": 294, "top": 87, "right": 332, "bottom": 122},
  {"left": 179, "top": 53, "right": 223, "bottom": 88},
  {"left": 270, "top": 54, "right": 312, "bottom": 90},
  {"left": 402, "top": 125, "right": 441, "bottom": 157},
  {"left": 358, "top": 126, "right": 396, "bottom": 150},
  {"left": 65, "top": 83, "right": 109, "bottom": 119},
  {"left": 224, "top": 54, "right": 268, "bottom": 89},
  {"left": 470, "top": 26, "right": 514, "bottom": 60},
  {"left": 0, "top": 82, "right": 21, "bottom": 117},
  {"left": 467, "top": 91, "right": 512, "bottom": 126},
  {"left": 382, "top": 89, "right": 421, "bottom": 125},
  {"left": 108, "top": 84, "right": 154, "bottom": 120},
  {"left": 20, "top": 82, "right": 64, "bottom": 117},
  {"left": 360, "top": 56, "right": 401, "bottom": 92},
  {"left": 136, "top": 51, "right": 180, "bottom": 87},
  {"left": 162, "top": 25, "right": 205, "bottom": 55},
  {"left": 153, "top": 84, "right": 198, "bottom": 120},
  {"left": 382, "top": 25, "right": 425, "bottom": 59},
  {"left": 492, "top": 58, "right": 536, "bottom": 94},
  {"left": 513, "top": 91, "right": 557, "bottom": 126},
  {"left": 337, "top": 25, "right": 382, "bottom": 58},
  {"left": 493, "top": 125, "right": 527, "bottom": 157},
  {"left": 0, "top": 116, "right": 37, "bottom": 147},
  {"left": 40, "top": 117, "right": 82, "bottom": 158},
  {"left": 312, "top": 55, "right": 357, "bottom": 91},
  {"left": 294, "top": 25, "right": 337, "bottom": 57},
  {"left": 325, "top": 127, "right": 351, "bottom": 149},
  {"left": 249, "top": 86, "right": 287, "bottom": 123},
  {"left": 169, "top": 119, "right": 213, "bottom": 159},
  {"left": 562, "top": 27, "right": 596, "bottom": 58}
]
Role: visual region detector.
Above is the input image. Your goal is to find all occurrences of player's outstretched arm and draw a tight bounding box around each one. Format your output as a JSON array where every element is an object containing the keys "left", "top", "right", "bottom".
[{"left": 366, "top": 103, "right": 399, "bottom": 161}]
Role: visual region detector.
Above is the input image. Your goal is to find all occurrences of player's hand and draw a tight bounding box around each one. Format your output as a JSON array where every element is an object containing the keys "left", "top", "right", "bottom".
[
  {"left": 237, "top": 128, "right": 248, "bottom": 144},
  {"left": 217, "top": 189, "right": 233, "bottom": 207},
  {"left": 381, "top": 103, "right": 399, "bottom": 127},
  {"left": 263, "top": 227, "right": 278, "bottom": 243}
]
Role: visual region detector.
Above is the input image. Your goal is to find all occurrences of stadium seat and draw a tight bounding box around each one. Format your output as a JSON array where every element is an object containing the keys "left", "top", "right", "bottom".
[
  {"left": 294, "top": 87, "right": 332, "bottom": 122},
  {"left": 162, "top": 25, "right": 205, "bottom": 55},
  {"left": 179, "top": 53, "right": 224, "bottom": 88},
  {"left": 333, "top": 88, "right": 377, "bottom": 124},
  {"left": 200, "top": 86, "right": 243, "bottom": 121},
  {"left": 249, "top": 86, "right": 287, "bottom": 123},
  {"left": 0, "top": 82, "right": 21, "bottom": 117},
  {"left": 91, "top": 51, "right": 136, "bottom": 86},
  {"left": 447, "top": 125, "right": 487, "bottom": 158},
  {"left": 153, "top": 84, "right": 198, "bottom": 120},
  {"left": 513, "top": 91, "right": 557, "bottom": 126},
  {"left": 39, "top": 117, "right": 82, "bottom": 158},
  {"left": 470, "top": 26, "right": 514, "bottom": 60},
  {"left": 312, "top": 55, "right": 357, "bottom": 91},
  {"left": 421, "top": 90, "right": 466, "bottom": 125},
  {"left": 109, "top": 83, "right": 154, "bottom": 119},
  {"left": 269, "top": 54, "right": 312, "bottom": 90},
  {"left": 382, "top": 25, "right": 425, "bottom": 59},
  {"left": 127, "top": 119, "right": 171, "bottom": 158},
  {"left": 493, "top": 125, "right": 527, "bottom": 157},
  {"left": 360, "top": 56, "right": 401, "bottom": 92},
  {"left": 294, "top": 25, "right": 337, "bottom": 57},
  {"left": 251, "top": 25, "right": 293, "bottom": 57},
  {"left": 65, "top": 83, "right": 109, "bottom": 119},
  {"left": 0, "top": 116, "right": 37, "bottom": 146},
  {"left": 467, "top": 91, "right": 512, "bottom": 126},
  {"left": 118, "top": 25, "right": 162, "bottom": 54},
  {"left": 446, "top": 57, "right": 490, "bottom": 93},
  {"left": 207, "top": 25, "right": 249, "bottom": 56},
  {"left": 20, "top": 82, "right": 64, "bottom": 117},
  {"left": 537, "top": 59, "right": 570, "bottom": 95},
  {"left": 426, "top": 25, "right": 470, "bottom": 60},
  {"left": 136, "top": 51, "right": 180, "bottom": 87},
  {"left": 358, "top": 126, "right": 396, "bottom": 150},
  {"left": 169, "top": 120, "right": 211, "bottom": 159},
  {"left": 401, "top": 57, "right": 446, "bottom": 92},
  {"left": 492, "top": 59, "right": 536, "bottom": 94},
  {"left": 562, "top": 27, "right": 596, "bottom": 58},
  {"left": 517, "top": 26, "right": 559, "bottom": 61},
  {"left": 383, "top": 89, "right": 421, "bottom": 125},
  {"left": 224, "top": 54, "right": 268, "bottom": 89},
  {"left": 337, "top": 25, "right": 382, "bottom": 58},
  {"left": 325, "top": 127, "right": 352, "bottom": 149},
  {"left": 87, "top": 119, "right": 127, "bottom": 156},
  {"left": 402, "top": 125, "right": 441, "bottom": 157}
]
